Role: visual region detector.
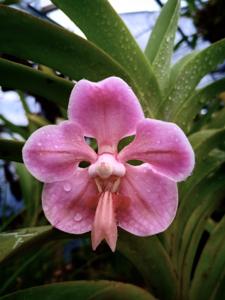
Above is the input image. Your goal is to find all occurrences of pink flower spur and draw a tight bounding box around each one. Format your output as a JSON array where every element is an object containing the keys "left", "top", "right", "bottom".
[{"left": 22, "top": 77, "right": 195, "bottom": 251}]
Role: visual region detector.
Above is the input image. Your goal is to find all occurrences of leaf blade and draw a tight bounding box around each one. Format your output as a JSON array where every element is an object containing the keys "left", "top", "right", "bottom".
[
  {"left": 0, "top": 6, "right": 132, "bottom": 84},
  {"left": 145, "top": 0, "right": 180, "bottom": 90},
  {"left": 0, "top": 139, "right": 24, "bottom": 162},
  {"left": 118, "top": 232, "right": 178, "bottom": 300},
  {"left": 190, "top": 216, "right": 225, "bottom": 300},
  {"left": 51, "top": 0, "right": 162, "bottom": 117},
  {"left": 0, "top": 281, "right": 156, "bottom": 300},
  {"left": 161, "top": 38, "right": 225, "bottom": 120},
  {"left": 0, "top": 58, "right": 73, "bottom": 108},
  {"left": 0, "top": 226, "right": 51, "bottom": 263},
  {"left": 174, "top": 77, "right": 225, "bottom": 132}
]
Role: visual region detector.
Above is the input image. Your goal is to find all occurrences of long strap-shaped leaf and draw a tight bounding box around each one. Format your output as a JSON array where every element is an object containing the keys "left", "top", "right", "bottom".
[
  {"left": 168, "top": 129, "right": 225, "bottom": 263},
  {"left": 190, "top": 215, "right": 225, "bottom": 300},
  {"left": 0, "top": 6, "right": 133, "bottom": 87},
  {"left": 0, "top": 226, "right": 51, "bottom": 263},
  {"left": 189, "top": 127, "right": 225, "bottom": 157},
  {"left": 160, "top": 38, "right": 225, "bottom": 120},
  {"left": 0, "top": 58, "right": 73, "bottom": 108},
  {"left": 206, "top": 106, "right": 225, "bottom": 129},
  {"left": 0, "top": 139, "right": 24, "bottom": 162},
  {"left": 179, "top": 149, "right": 225, "bottom": 199},
  {"left": 0, "top": 281, "right": 156, "bottom": 300},
  {"left": 145, "top": 0, "right": 180, "bottom": 91},
  {"left": 51, "top": 0, "right": 162, "bottom": 117},
  {"left": 174, "top": 77, "right": 225, "bottom": 132},
  {"left": 118, "top": 231, "right": 178, "bottom": 300},
  {"left": 0, "top": 114, "right": 28, "bottom": 139},
  {"left": 173, "top": 78, "right": 225, "bottom": 132},
  {"left": 178, "top": 170, "right": 225, "bottom": 299}
]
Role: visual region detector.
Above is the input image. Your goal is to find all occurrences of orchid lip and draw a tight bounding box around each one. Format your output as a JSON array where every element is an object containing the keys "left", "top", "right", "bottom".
[{"left": 91, "top": 191, "right": 118, "bottom": 252}]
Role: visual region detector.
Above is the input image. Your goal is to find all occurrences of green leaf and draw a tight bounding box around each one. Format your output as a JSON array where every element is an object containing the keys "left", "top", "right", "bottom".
[
  {"left": 27, "top": 114, "right": 50, "bottom": 128},
  {"left": 206, "top": 106, "right": 225, "bottom": 129},
  {"left": 118, "top": 232, "right": 178, "bottom": 300},
  {"left": 0, "top": 6, "right": 131, "bottom": 84},
  {"left": 0, "top": 57, "right": 73, "bottom": 108},
  {"left": 178, "top": 170, "right": 225, "bottom": 299},
  {"left": 180, "top": 149, "right": 225, "bottom": 199},
  {"left": 0, "top": 0, "right": 20, "bottom": 4},
  {"left": 0, "top": 281, "right": 156, "bottom": 300},
  {"left": 169, "top": 51, "right": 198, "bottom": 88},
  {"left": 160, "top": 38, "right": 225, "bottom": 120},
  {"left": 0, "top": 226, "right": 51, "bottom": 263},
  {"left": 145, "top": 0, "right": 180, "bottom": 90},
  {"left": 189, "top": 127, "right": 225, "bottom": 158},
  {"left": 15, "top": 163, "right": 42, "bottom": 226},
  {"left": 0, "top": 139, "right": 24, "bottom": 162},
  {"left": 52, "top": 0, "right": 162, "bottom": 117},
  {"left": 0, "top": 114, "right": 28, "bottom": 139},
  {"left": 174, "top": 77, "right": 225, "bottom": 132},
  {"left": 168, "top": 129, "right": 225, "bottom": 262},
  {"left": 190, "top": 216, "right": 225, "bottom": 300}
]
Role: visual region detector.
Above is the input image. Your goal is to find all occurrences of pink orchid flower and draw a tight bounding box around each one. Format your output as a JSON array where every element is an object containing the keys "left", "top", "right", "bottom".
[{"left": 22, "top": 77, "right": 195, "bottom": 251}]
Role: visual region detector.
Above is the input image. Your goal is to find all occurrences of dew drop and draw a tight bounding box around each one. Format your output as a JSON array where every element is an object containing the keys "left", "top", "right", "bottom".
[
  {"left": 38, "top": 142, "right": 42, "bottom": 146},
  {"left": 166, "top": 36, "right": 170, "bottom": 42},
  {"left": 63, "top": 182, "right": 72, "bottom": 192},
  {"left": 74, "top": 213, "right": 82, "bottom": 222}
]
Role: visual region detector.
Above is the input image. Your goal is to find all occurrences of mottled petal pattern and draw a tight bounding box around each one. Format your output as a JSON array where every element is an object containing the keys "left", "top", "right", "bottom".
[
  {"left": 119, "top": 119, "right": 195, "bottom": 181},
  {"left": 42, "top": 168, "right": 98, "bottom": 234},
  {"left": 68, "top": 77, "right": 144, "bottom": 152},
  {"left": 23, "top": 121, "right": 97, "bottom": 183},
  {"left": 118, "top": 164, "right": 178, "bottom": 236}
]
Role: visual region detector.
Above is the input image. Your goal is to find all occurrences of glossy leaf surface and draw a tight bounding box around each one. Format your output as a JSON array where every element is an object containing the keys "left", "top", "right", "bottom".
[
  {"left": 0, "top": 6, "right": 131, "bottom": 83},
  {"left": 0, "top": 57, "right": 73, "bottom": 108},
  {"left": 52, "top": 0, "right": 162, "bottom": 117},
  {"left": 118, "top": 232, "right": 178, "bottom": 300},
  {"left": 145, "top": 0, "right": 180, "bottom": 90},
  {"left": 0, "top": 226, "right": 50, "bottom": 263},
  {"left": 161, "top": 38, "right": 225, "bottom": 120},
  {"left": 190, "top": 216, "right": 225, "bottom": 300},
  {"left": 0, "top": 281, "right": 155, "bottom": 300}
]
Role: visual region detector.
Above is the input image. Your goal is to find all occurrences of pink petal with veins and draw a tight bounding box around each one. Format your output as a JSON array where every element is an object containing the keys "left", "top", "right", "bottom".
[
  {"left": 118, "top": 164, "right": 178, "bottom": 236},
  {"left": 91, "top": 191, "right": 117, "bottom": 251},
  {"left": 22, "top": 121, "right": 97, "bottom": 183},
  {"left": 119, "top": 119, "right": 195, "bottom": 182},
  {"left": 68, "top": 77, "right": 144, "bottom": 152},
  {"left": 42, "top": 168, "right": 98, "bottom": 234}
]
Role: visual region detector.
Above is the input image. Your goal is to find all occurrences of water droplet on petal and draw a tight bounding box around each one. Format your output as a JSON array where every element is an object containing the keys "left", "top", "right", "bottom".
[
  {"left": 63, "top": 182, "right": 72, "bottom": 192},
  {"left": 74, "top": 213, "right": 82, "bottom": 222},
  {"left": 38, "top": 142, "right": 42, "bottom": 146}
]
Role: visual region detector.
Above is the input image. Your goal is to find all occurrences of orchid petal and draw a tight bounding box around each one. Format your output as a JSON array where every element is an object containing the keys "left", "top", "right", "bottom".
[
  {"left": 119, "top": 119, "right": 195, "bottom": 181},
  {"left": 42, "top": 168, "right": 98, "bottom": 234},
  {"left": 68, "top": 77, "right": 144, "bottom": 152},
  {"left": 117, "top": 164, "right": 178, "bottom": 236},
  {"left": 22, "top": 121, "right": 97, "bottom": 183}
]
